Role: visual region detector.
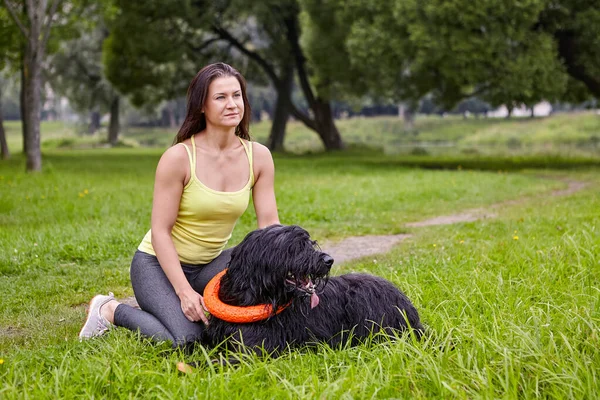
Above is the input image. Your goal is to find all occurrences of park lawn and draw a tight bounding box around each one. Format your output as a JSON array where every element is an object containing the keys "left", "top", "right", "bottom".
[
  {"left": 0, "top": 147, "right": 599, "bottom": 397},
  {"left": 255, "top": 111, "right": 600, "bottom": 155},
  {"left": 3, "top": 120, "right": 78, "bottom": 152},
  {"left": 4, "top": 111, "right": 599, "bottom": 156}
]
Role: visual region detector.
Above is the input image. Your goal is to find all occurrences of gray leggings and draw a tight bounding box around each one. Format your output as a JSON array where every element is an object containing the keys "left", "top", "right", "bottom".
[{"left": 113, "top": 249, "right": 232, "bottom": 348}]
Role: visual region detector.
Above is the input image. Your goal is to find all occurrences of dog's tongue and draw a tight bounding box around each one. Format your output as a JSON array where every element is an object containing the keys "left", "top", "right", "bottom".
[{"left": 310, "top": 292, "right": 320, "bottom": 309}]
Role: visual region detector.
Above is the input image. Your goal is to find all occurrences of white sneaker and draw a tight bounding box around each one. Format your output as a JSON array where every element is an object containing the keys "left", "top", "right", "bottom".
[{"left": 78, "top": 293, "right": 115, "bottom": 340}]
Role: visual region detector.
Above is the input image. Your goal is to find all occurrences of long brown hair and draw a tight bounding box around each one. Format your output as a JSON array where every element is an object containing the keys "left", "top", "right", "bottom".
[{"left": 174, "top": 63, "right": 252, "bottom": 144}]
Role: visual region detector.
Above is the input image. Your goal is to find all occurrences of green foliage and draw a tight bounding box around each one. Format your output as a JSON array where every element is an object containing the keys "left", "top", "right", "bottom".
[
  {"left": 0, "top": 0, "right": 95, "bottom": 72},
  {"left": 102, "top": 0, "right": 200, "bottom": 106},
  {"left": 320, "top": 0, "right": 599, "bottom": 109},
  {"left": 0, "top": 5, "right": 22, "bottom": 71},
  {"left": 299, "top": 0, "right": 366, "bottom": 99},
  {"left": 478, "top": 32, "right": 568, "bottom": 108},
  {"left": 102, "top": 0, "right": 278, "bottom": 107},
  {"left": 48, "top": 25, "right": 117, "bottom": 115},
  {"left": 539, "top": 0, "right": 600, "bottom": 95}
]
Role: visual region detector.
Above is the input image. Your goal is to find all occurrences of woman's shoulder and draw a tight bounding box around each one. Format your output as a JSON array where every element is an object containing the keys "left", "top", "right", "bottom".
[
  {"left": 156, "top": 143, "right": 191, "bottom": 176},
  {"left": 248, "top": 141, "right": 275, "bottom": 177},
  {"left": 162, "top": 141, "right": 190, "bottom": 161},
  {"left": 248, "top": 140, "right": 272, "bottom": 161}
]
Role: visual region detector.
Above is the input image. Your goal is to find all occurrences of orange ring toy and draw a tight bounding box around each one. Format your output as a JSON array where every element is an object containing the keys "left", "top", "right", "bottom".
[{"left": 203, "top": 269, "right": 290, "bottom": 323}]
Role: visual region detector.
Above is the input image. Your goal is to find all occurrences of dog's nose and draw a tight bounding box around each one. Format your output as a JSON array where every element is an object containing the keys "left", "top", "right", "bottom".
[{"left": 322, "top": 254, "right": 334, "bottom": 267}]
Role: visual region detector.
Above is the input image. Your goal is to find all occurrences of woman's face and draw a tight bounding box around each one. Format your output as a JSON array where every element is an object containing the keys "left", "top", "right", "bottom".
[{"left": 203, "top": 76, "right": 244, "bottom": 130}]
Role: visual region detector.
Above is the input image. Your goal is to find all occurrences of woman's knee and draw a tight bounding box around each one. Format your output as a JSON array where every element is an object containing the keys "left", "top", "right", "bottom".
[{"left": 171, "top": 328, "right": 204, "bottom": 348}]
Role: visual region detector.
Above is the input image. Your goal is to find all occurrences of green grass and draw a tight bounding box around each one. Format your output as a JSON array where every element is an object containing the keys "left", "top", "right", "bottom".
[
  {"left": 1, "top": 116, "right": 599, "bottom": 398},
  {"left": 250, "top": 111, "right": 600, "bottom": 156},
  {"left": 4, "top": 110, "right": 599, "bottom": 156}
]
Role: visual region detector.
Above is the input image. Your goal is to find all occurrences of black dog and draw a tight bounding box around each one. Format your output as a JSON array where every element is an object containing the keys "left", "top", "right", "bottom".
[{"left": 202, "top": 225, "right": 424, "bottom": 356}]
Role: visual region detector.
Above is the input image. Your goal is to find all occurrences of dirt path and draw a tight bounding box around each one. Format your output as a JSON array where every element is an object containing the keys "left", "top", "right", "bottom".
[
  {"left": 321, "top": 179, "right": 587, "bottom": 263},
  {"left": 322, "top": 234, "right": 412, "bottom": 264},
  {"left": 119, "top": 178, "right": 587, "bottom": 307}
]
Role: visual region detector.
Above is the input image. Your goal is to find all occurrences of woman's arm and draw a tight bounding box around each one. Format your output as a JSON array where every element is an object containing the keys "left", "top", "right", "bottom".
[
  {"left": 251, "top": 142, "right": 280, "bottom": 228},
  {"left": 150, "top": 145, "right": 208, "bottom": 325}
]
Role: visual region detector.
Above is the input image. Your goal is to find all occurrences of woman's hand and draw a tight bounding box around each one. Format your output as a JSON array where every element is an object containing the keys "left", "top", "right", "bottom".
[{"left": 178, "top": 288, "right": 209, "bottom": 325}]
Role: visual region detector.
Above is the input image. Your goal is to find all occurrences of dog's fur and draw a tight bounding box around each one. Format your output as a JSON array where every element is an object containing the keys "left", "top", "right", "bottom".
[{"left": 202, "top": 225, "right": 424, "bottom": 355}]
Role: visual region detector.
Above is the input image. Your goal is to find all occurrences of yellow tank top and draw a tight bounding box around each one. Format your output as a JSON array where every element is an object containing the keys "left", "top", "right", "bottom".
[{"left": 138, "top": 135, "right": 253, "bottom": 264}]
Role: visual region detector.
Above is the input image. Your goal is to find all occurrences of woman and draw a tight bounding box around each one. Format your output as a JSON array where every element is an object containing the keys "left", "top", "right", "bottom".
[{"left": 79, "top": 62, "right": 280, "bottom": 347}]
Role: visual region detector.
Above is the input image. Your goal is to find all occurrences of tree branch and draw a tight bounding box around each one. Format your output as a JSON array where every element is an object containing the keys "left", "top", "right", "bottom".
[
  {"left": 71, "top": 55, "right": 101, "bottom": 84},
  {"left": 3, "top": 0, "right": 29, "bottom": 38},
  {"left": 186, "top": 36, "right": 221, "bottom": 54},
  {"left": 211, "top": 23, "right": 281, "bottom": 87},
  {"left": 41, "top": 0, "right": 62, "bottom": 51},
  {"left": 289, "top": 103, "right": 316, "bottom": 131},
  {"left": 464, "top": 84, "right": 491, "bottom": 99},
  {"left": 26, "top": 0, "right": 34, "bottom": 25},
  {"left": 284, "top": 13, "right": 316, "bottom": 108}
]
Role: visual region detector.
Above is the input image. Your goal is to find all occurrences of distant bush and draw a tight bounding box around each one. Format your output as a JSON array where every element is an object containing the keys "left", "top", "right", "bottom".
[
  {"left": 460, "top": 147, "right": 480, "bottom": 155},
  {"left": 507, "top": 137, "right": 522, "bottom": 149},
  {"left": 41, "top": 138, "right": 78, "bottom": 149},
  {"left": 410, "top": 146, "right": 429, "bottom": 156}
]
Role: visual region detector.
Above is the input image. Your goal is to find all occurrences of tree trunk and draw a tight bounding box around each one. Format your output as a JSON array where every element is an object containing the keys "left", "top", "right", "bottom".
[
  {"left": 19, "top": 1, "right": 28, "bottom": 156},
  {"left": 312, "top": 98, "right": 344, "bottom": 150},
  {"left": 213, "top": 11, "right": 344, "bottom": 151},
  {"left": 284, "top": 12, "right": 343, "bottom": 151},
  {"left": 404, "top": 107, "right": 416, "bottom": 131},
  {"left": 23, "top": 37, "right": 43, "bottom": 171},
  {"left": 5, "top": 0, "right": 63, "bottom": 171},
  {"left": 108, "top": 96, "right": 120, "bottom": 146},
  {"left": 267, "top": 65, "right": 293, "bottom": 152},
  {"left": 167, "top": 101, "right": 177, "bottom": 128},
  {"left": 0, "top": 90, "right": 10, "bottom": 160},
  {"left": 20, "top": 54, "right": 28, "bottom": 155},
  {"left": 530, "top": 107, "right": 535, "bottom": 118},
  {"left": 399, "top": 102, "right": 416, "bottom": 131},
  {"left": 89, "top": 110, "right": 101, "bottom": 134}
]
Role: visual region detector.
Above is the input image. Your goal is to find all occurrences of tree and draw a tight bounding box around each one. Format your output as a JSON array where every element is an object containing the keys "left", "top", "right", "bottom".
[
  {"left": 0, "top": 5, "right": 21, "bottom": 159},
  {"left": 104, "top": 0, "right": 344, "bottom": 151},
  {"left": 479, "top": 32, "right": 568, "bottom": 113},
  {"left": 48, "top": 24, "right": 122, "bottom": 144},
  {"left": 102, "top": 0, "right": 210, "bottom": 140},
  {"left": 299, "top": 0, "right": 367, "bottom": 102},
  {"left": 300, "top": 0, "right": 426, "bottom": 130},
  {"left": 338, "top": 0, "right": 597, "bottom": 114},
  {"left": 2, "top": 0, "right": 66, "bottom": 171},
  {"left": 220, "top": 0, "right": 346, "bottom": 150},
  {"left": 302, "top": 1, "right": 420, "bottom": 108},
  {"left": 0, "top": 79, "right": 9, "bottom": 159},
  {"left": 1, "top": 2, "right": 25, "bottom": 156},
  {"left": 538, "top": 0, "right": 600, "bottom": 98}
]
